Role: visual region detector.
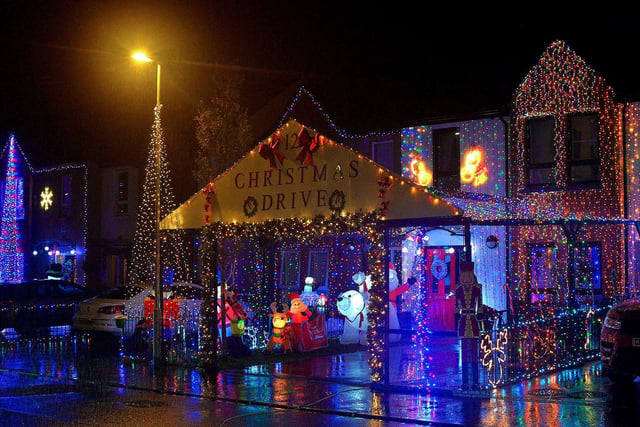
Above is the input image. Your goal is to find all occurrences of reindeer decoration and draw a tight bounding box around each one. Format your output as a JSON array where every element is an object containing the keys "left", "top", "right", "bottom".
[{"left": 265, "top": 302, "right": 292, "bottom": 354}]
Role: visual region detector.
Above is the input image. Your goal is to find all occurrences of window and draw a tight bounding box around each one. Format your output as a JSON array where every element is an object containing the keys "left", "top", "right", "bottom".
[
  {"left": 280, "top": 250, "right": 300, "bottom": 293},
  {"left": 372, "top": 140, "right": 394, "bottom": 171},
  {"left": 308, "top": 249, "right": 329, "bottom": 293},
  {"left": 116, "top": 171, "right": 129, "bottom": 216},
  {"left": 62, "top": 175, "right": 72, "bottom": 207},
  {"left": 433, "top": 127, "right": 460, "bottom": 192},
  {"left": 568, "top": 114, "right": 599, "bottom": 185},
  {"left": 529, "top": 244, "right": 560, "bottom": 305},
  {"left": 573, "top": 242, "right": 602, "bottom": 306},
  {"left": 526, "top": 117, "right": 556, "bottom": 187}
]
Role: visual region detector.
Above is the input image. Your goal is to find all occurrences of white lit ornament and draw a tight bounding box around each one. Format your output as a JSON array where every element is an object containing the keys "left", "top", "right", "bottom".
[{"left": 40, "top": 187, "right": 53, "bottom": 210}]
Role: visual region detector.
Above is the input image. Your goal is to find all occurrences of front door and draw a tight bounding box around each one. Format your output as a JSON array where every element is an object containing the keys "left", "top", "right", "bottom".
[{"left": 424, "top": 247, "right": 459, "bottom": 332}]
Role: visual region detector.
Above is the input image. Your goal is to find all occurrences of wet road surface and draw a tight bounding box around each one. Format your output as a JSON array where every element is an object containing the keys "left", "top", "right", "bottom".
[{"left": 0, "top": 332, "right": 638, "bottom": 426}]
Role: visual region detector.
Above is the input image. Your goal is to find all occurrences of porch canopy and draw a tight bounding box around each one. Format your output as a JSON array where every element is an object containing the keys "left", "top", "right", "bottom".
[{"left": 161, "top": 119, "right": 462, "bottom": 230}]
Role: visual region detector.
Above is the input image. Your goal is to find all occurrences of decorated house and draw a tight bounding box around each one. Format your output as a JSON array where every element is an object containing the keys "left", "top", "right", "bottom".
[
  {"left": 369, "top": 40, "right": 640, "bottom": 386},
  {"left": 356, "top": 40, "right": 640, "bottom": 329},
  {"left": 0, "top": 134, "right": 139, "bottom": 291}
]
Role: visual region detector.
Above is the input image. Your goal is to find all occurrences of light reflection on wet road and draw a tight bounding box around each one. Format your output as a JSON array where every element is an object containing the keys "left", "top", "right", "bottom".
[{"left": 0, "top": 333, "right": 638, "bottom": 426}]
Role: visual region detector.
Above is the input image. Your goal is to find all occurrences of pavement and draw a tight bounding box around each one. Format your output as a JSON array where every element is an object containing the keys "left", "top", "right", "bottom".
[{"left": 0, "top": 331, "right": 638, "bottom": 426}]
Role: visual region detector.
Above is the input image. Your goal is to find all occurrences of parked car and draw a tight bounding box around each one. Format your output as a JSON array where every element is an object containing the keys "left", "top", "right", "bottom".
[
  {"left": 600, "top": 298, "right": 640, "bottom": 383},
  {"left": 0, "top": 279, "right": 91, "bottom": 336},
  {"left": 72, "top": 282, "right": 205, "bottom": 337},
  {"left": 72, "top": 284, "right": 151, "bottom": 337}
]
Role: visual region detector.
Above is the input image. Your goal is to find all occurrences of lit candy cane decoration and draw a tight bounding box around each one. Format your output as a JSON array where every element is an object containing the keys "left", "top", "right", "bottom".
[
  {"left": 584, "top": 308, "right": 595, "bottom": 350},
  {"left": 480, "top": 329, "right": 509, "bottom": 387}
]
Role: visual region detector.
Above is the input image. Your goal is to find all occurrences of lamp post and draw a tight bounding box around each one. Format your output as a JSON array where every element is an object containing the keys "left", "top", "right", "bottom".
[{"left": 132, "top": 51, "right": 163, "bottom": 364}]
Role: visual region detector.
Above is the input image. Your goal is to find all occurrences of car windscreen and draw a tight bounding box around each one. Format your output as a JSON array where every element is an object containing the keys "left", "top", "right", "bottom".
[{"left": 99, "top": 286, "right": 144, "bottom": 300}]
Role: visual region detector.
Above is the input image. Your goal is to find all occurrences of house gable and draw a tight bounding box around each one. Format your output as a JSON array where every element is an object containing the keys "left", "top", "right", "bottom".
[
  {"left": 161, "top": 120, "right": 461, "bottom": 229},
  {"left": 508, "top": 40, "right": 622, "bottom": 219},
  {"left": 513, "top": 39, "right": 615, "bottom": 116}
]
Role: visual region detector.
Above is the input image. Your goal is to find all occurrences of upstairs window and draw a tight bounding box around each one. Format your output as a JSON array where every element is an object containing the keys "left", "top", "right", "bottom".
[
  {"left": 526, "top": 117, "right": 556, "bottom": 188},
  {"left": 568, "top": 114, "right": 599, "bottom": 185},
  {"left": 372, "top": 140, "right": 394, "bottom": 171},
  {"left": 433, "top": 127, "right": 460, "bottom": 192},
  {"left": 116, "top": 171, "right": 129, "bottom": 216}
]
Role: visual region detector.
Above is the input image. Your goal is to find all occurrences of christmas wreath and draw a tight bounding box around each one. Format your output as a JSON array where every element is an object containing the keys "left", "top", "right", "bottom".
[
  {"left": 243, "top": 196, "right": 258, "bottom": 218},
  {"left": 431, "top": 257, "right": 448, "bottom": 280},
  {"left": 329, "top": 189, "right": 346, "bottom": 213}
]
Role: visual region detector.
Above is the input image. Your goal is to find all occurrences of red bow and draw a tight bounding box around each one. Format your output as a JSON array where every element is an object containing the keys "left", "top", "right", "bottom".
[
  {"left": 295, "top": 128, "right": 319, "bottom": 166},
  {"left": 259, "top": 134, "right": 287, "bottom": 170}
]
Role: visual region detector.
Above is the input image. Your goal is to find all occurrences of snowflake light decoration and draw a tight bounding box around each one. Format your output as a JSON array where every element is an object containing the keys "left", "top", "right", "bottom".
[{"left": 40, "top": 187, "right": 53, "bottom": 210}]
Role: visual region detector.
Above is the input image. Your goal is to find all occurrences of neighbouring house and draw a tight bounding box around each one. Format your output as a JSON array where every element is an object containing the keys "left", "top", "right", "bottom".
[{"left": 0, "top": 134, "right": 138, "bottom": 292}]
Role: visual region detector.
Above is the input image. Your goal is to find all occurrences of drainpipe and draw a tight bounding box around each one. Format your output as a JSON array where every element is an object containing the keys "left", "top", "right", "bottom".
[
  {"left": 621, "top": 101, "right": 629, "bottom": 296},
  {"left": 499, "top": 113, "right": 512, "bottom": 324}
]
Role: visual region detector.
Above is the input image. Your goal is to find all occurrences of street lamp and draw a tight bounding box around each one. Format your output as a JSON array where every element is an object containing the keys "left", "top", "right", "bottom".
[{"left": 132, "top": 51, "right": 163, "bottom": 364}]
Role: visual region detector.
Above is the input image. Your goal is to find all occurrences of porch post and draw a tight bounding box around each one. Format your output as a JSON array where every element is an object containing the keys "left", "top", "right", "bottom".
[{"left": 383, "top": 225, "right": 390, "bottom": 386}]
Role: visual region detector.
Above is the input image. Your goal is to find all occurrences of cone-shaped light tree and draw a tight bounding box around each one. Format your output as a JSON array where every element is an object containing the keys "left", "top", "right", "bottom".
[
  {"left": 127, "top": 105, "right": 188, "bottom": 287},
  {"left": 0, "top": 134, "right": 24, "bottom": 283}
]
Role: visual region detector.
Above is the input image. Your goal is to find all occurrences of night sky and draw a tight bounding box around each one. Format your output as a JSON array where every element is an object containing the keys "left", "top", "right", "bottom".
[{"left": 0, "top": 2, "right": 637, "bottom": 201}]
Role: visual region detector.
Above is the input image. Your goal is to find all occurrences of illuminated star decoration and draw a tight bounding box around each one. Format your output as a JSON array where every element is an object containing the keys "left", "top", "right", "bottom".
[{"left": 40, "top": 187, "right": 53, "bottom": 210}]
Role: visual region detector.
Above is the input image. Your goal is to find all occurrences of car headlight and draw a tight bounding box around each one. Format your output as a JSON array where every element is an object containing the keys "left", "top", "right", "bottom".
[{"left": 604, "top": 316, "right": 622, "bottom": 330}]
